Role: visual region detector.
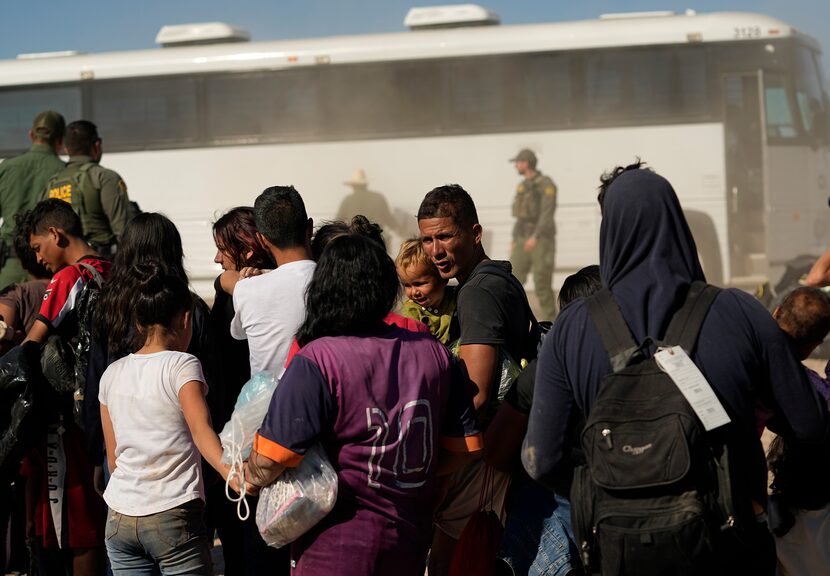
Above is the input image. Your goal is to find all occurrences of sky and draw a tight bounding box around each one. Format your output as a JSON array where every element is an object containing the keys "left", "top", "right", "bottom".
[{"left": 2, "top": 1, "right": 830, "bottom": 75}]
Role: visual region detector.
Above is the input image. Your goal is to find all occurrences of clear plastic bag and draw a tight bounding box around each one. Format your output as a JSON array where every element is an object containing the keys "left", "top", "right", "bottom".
[
  {"left": 256, "top": 443, "right": 338, "bottom": 548},
  {"left": 448, "top": 340, "right": 522, "bottom": 400},
  {"left": 220, "top": 371, "right": 279, "bottom": 465}
]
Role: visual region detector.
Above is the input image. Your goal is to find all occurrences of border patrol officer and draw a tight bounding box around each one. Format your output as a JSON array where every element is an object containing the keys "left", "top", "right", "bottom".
[
  {"left": 0, "top": 110, "right": 65, "bottom": 288},
  {"left": 510, "top": 148, "right": 557, "bottom": 320},
  {"left": 44, "top": 120, "right": 132, "bottom": 255},
  {"left": 336, "top": 169, "right": 397, "bottom": 232}
]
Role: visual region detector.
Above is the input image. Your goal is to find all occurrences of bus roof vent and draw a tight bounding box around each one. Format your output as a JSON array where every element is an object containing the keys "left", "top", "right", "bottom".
[
  {"left": 155, "top": 22, "right": 251, "bottom": 48},
  {"left": 599, "top": 11, "right": 675, "bottom": 20},
  {"left": 16, "top": 50, "right": 84, "bottom": 60},
  {"left": 405, "top": 4, "right": 500, "bottom": 30}
]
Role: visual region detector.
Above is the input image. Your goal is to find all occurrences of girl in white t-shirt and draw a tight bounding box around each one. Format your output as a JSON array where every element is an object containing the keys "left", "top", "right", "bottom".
[{"left": 99, "top": 262, "right": 240, "bottom": 575}]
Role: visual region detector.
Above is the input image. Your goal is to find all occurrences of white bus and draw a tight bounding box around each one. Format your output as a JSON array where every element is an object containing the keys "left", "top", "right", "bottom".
[{"left": 1, "top": 7, "right": 828, "bottom": 297}]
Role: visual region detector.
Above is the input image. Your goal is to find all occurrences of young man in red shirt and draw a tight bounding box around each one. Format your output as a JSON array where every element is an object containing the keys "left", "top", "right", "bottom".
[{"left": 22, "top": 199, "right": 110, "bottom": 576}]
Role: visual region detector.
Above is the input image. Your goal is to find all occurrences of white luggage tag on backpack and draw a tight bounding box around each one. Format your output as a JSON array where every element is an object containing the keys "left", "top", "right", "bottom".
[{"left": 654, "top": 346, "right": 731, "bottom": 431}]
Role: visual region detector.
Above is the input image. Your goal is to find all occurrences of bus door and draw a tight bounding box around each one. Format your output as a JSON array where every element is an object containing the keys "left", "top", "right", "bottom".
[
  {"left": 723, "top": 72, "right": 765, "bottom": 280},
  {"left": 761, "top": 56, "right": 830, "bottom": 283}
]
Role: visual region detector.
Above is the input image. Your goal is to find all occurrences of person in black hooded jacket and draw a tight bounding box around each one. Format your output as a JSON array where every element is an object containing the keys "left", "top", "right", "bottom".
[{"left": 523, "top": 162, "right": 828, "bottom": 576}]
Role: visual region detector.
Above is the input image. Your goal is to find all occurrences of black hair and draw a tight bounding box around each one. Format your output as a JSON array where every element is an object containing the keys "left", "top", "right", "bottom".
[
  {"left": 597, "top": 159, "right": 652, "bottom": 214},
  {"left": 297, "top": 234, "right": 399, "bottom": 345},
  {"left": 29, "top": 198, "right": 83, "bottom": 238},
  {"left": 13, "top": 210, "right": 51, "bottom": 279},
  {"left": 775, "top": 287, "right": 830, "bottom": 348},
  {"left": 94, "top": 213, "right": 189, "bottom": 354},
  {"left": 417, "top": 184, "right": 479, "bottom": 229},
  {"left": 253, "top": 186, "right": 308, "bottom": 249},
  {"left": 133, "top": 261, "right": 193, "bottom": 336},
  {"left": 311, "top": 215, "right": 385, "bottom": 261},
  {"left": 213, "top": 206, "right": 274, "bottom": 270},
  {"left": 558, "top": 265, "right": 602, "bottom": 310},
  {"left": 64, "top": 120, "right": 100, "bottom": 156}
]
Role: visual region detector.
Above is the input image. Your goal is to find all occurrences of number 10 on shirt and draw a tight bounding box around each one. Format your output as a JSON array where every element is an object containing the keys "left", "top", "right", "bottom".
[{"left": 366, "top": 400, "right": 434, "bottom": 490}]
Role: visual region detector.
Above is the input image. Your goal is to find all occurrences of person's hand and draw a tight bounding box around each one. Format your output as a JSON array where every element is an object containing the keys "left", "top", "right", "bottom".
[
  {"left": 93, "top": 464, "right": 105, "bottom": 496},
  {"left": 239, "top": 267, "right": 266, "bottom": 280},
  {"left": 225, "top": 472, "right": 243, "bottom": 495},
  {"left": 244, "top": 481, "right": 261, "bottom": 497},
  {"left": 523, "top": 236, "right": 537, "bottom": 253}
]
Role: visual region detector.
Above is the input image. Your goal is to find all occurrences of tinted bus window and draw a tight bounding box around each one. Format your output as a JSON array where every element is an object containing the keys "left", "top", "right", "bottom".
[
  {"left": 90, "top": 77, "right": 199, "bottom": 150},
  {"left": 0, "top": 85, "right": 81, "bottom": 154},
  {"left": 765, "top": 73, "right": 799, "bottom": 141},
  {"left": 520, "top": 53, "right": 579, "bottom": 127},
  {"left": 204, "top": 69, "right": 321, "bottom": 143},
  {"left": 584, "top": 46, "right": 711, "bottom": 126}
]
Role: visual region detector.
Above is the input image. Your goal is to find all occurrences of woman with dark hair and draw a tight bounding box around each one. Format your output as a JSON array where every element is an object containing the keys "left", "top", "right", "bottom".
[
  {"left": 86, "top": 213, "right": 213, "bottom": 489},
  {"left": 310, "top": 214, "right": 385, "bottom": 261},
  {"left": 208, "top": 207, "right": 283, "bottom": 575},
  {"left": 282, "top": 215, "right": 426, "bottom": 366},
  {"left": 245, "top": 234, "right": 481, "bottom": 576},
  {"left": 214, "top": 207, "right": 274, "bottom": 275},
  {"left": 210, "top": 207, "right": 274, "bottom": 424}
]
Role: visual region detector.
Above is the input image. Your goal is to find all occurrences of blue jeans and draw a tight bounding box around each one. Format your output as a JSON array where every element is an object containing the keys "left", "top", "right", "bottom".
[
  {"left": 498, "top": 473, "right": 579, "bottom": 576},
  {"left": 105, "top": 499, "right": 212, "bottom": 575}
]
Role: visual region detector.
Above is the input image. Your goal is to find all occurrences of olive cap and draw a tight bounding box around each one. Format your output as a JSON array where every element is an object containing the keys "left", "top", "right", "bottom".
[
  {"left": 32, "top": 110, "right": 66, "bottom": 140},
  {"left": 509, "top": 148, "right": 537, "bottom": 164}
]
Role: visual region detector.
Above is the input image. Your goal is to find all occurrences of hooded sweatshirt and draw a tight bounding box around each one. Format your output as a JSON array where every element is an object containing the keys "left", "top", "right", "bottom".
[{"left": 522, "top": 168, "right": 828, "bottom": 508}]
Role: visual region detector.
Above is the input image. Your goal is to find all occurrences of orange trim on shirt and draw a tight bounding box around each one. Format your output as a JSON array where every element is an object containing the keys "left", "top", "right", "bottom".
[
  {"left": 441, "top": 433, "right": 484, "bottom": 453},
  {"left": 253, "top": 433, "right": 304, "bottom": 468}
]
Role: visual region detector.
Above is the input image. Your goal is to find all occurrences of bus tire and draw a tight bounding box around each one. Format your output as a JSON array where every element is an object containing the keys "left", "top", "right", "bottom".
[{"left": 684, "top": 210, "right": 724, "bottom": 286}]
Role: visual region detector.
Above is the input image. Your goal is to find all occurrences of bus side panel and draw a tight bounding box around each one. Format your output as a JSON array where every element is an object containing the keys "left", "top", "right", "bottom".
[{"left": 103, "top": 123, "right": 728, "bottom": 298}]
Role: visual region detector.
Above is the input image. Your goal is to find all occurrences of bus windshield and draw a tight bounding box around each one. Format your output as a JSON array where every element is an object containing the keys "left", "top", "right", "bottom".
[{"left": 764, "top": 44, "right": 828, "bottom": 146}]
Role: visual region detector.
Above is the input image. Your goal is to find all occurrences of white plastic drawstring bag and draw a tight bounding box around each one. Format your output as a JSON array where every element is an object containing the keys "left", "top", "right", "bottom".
[
  {"left": 220, "top": 371, "right": 280, "bottom": 521},
  {"left": 220, "top": 371, "right": 280, "bottom": 465},
  {"left": 256, "top": 443, "right": 338, "bottom": 548}
]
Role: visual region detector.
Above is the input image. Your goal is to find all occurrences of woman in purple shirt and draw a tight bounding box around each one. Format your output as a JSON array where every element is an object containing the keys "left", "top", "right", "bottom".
[{"left": 245, "top": 233, "right": 481, "bottom": 576}]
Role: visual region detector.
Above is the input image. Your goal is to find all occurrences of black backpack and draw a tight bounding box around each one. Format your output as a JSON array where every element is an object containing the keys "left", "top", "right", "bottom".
[
  {"left": 571, "top": 282, "right": 737, "bottom": 575},
  {"left": 40, "top": 262, "right": 105, "bottom": 428}
]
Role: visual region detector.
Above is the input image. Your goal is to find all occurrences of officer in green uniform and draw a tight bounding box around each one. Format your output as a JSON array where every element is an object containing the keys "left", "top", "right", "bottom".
[
  {"left": 43, "top": 120, "right": 132, "bottom": 255},
  {"left": 509, "top": 148, "right": 558, "bottom": 320},
  {"left": 0, "top": 110, "right": 66, "bottom": 288}
]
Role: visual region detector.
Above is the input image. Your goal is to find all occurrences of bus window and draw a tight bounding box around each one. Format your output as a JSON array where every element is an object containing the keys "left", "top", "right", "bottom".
[
  {"left": 764, "top": 74, "right": 799, "bottom": 141},
  {"left": 448, "top": 56, "right": 514, "bottom": 133},
  {"left": 204, "top": 69, "right": 321, "bottom": 143},
  {"left": 0, "top": 85, "right": 81, "bottom": 154},
  {"left": 585, "top": 51, "right": 626, "bottom": 121},
  {"left": 794, "top": 47, "right": 828, "bottom": 146},
  {"left": 323, "top": 60, "right": 446, "bottom": 138},
  {"left": 521, "top": 53, "right": 578, "bottom": 127},
  {"left": 90, "top": 76, "right": 199, "bottom": 151},
  {"left": 583, "top": 46, "right": 711, "bottom": 126}
]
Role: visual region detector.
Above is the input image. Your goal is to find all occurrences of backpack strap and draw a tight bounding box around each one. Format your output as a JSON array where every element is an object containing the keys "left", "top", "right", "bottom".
[
  {"left": 470, "top": 262, "right": 541, "bottom": 356},
  {"left": 586, "top": 289, "right": 641, "bottom": 372},
  {"left": 76, "top": 261, "right": 105, "bottom": 287},
  {"left": 662, "top": 282, "right": 720, "bottom": 356}
]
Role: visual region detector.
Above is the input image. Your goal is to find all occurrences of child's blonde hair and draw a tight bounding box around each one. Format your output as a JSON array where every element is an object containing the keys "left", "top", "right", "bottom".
[{"left": 396, "top": 238, "right": 440, "bottom": 277}]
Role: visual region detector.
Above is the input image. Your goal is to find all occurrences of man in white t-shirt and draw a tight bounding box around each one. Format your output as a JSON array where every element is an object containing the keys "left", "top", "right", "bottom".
[{"left": 230, "top": 186, "right": 316, "bottom": 374}]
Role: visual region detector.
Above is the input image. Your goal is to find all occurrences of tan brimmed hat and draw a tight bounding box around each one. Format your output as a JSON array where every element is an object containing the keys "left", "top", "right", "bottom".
[{"left": 343, "top": 169, "right": 369, "bottom": 187}]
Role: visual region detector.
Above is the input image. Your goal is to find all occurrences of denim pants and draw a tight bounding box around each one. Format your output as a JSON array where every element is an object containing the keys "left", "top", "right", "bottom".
[
  {"left": 105, "top": 499, "right": 212, "bottom": 575},
  {"left": 498, "top": 472, "right": 579, "bottom": 576}
]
